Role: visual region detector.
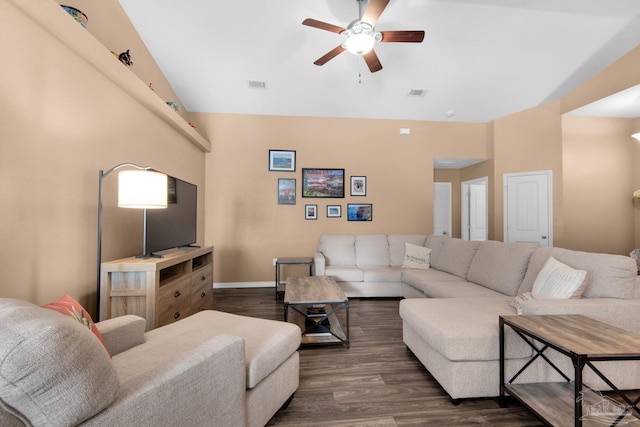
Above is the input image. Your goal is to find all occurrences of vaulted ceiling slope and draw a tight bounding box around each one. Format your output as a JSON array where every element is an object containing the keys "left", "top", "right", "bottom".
[{"left": 119, "top": 0, "right": 640, "bottom": 123}]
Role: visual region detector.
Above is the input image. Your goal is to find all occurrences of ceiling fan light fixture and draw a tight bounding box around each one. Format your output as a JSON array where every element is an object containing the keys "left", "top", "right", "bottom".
[{"left": 342, "top": 20, "right": 379, "bottom": 55}]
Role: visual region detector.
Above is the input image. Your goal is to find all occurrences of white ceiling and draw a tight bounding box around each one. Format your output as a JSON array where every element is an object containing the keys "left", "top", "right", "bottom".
[{"left": 118, "top": 0, "right": 640, "bottom": 123}]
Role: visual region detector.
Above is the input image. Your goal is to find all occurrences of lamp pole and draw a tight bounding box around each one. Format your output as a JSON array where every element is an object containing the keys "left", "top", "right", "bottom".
[{"left": 96, "top": 163, "right": 153, "bottom": 320}]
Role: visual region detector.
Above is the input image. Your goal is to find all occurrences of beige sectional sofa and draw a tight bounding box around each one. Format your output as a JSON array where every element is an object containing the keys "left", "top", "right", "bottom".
[
  {"left": 0, "top": 299, "right": 300, "bottom": 427},
  {"left": 314, "top": 233, "right": 640, "bottom": 401}
]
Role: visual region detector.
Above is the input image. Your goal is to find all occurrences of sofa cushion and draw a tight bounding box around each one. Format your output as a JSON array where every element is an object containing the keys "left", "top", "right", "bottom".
[
  {"left": 41, "top": 294, "right": 111, "bottom": 357},
  {"left": 401, "top": 268, "right": 462, "bottom": 292},
  {"left": 519, "top": 247, "right": 637, "bottom": 299},
  {"left": 432, "top": 238, "right": 480, "bottom": 280},
  {"left": 389, "top": 234, "right": 428, "bottom": 266},
  {"left": 361, "top": 266, "right": 403, "bottom": 282},
  {"left": 422, "top": 281, "right": 511, "bottom": 299},
  {"left": 142, "top": 311, "right": 301, "bottom": 390},
  {"left": 325, "top": 266, "right": 364, "bottom": 282},
  {"left": 531, "top": 256, "right": 586, "bottom": 299},
  {"left": 355, "top": 234, "right": 390, "bottom": 266},
  {"left": 0, "top": 299, "right": 119, "bottom": 426},
  {"left": 467, "top": 241, "right": 537, "bottom": 296},
  {"left": 424, "top": 234, "right": 449, "bottom": 266},
  {"left": 402, "top": 243, "right": 431, "bottom": 270},
  {"left": 399, "top": 298, "right": 531, "bottom": 361},
  {"left": 319, "top": 234, "right": 356, "bottom": 266}
]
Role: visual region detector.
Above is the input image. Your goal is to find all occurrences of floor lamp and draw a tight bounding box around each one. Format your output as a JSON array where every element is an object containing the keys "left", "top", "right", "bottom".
[{"left": 97, "top": 163, "right": 167, "bottom": 319}]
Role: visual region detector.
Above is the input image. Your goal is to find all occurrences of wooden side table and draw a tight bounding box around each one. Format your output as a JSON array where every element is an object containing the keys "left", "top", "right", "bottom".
[
  {"left": 274, "top": 257, "right": 313, "bottom": 299},
  {"left": 500, "top": 314, "right": 640, "bottom": 426}
]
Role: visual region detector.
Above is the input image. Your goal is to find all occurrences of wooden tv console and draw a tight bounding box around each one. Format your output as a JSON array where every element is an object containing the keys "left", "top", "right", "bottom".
[{"left": 100, "top": 246, "right": 214, "bottom": 331}]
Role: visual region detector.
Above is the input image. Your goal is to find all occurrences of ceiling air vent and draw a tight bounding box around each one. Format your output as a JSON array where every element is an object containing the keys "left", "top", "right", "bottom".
[
  {"left": 408, "top": 89, "right": 427, "bottom": 97},
  {"left": 248, "top": 80, "right": 267, "bottom": 89}
]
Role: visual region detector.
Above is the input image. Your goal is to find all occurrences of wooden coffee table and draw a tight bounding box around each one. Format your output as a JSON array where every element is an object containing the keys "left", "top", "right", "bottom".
[
  {"left": 284, "top": 276, "right": 349, "bottom": 347},
  {"left": 500, "top": 314, "right": 640, "bottom": 426}
]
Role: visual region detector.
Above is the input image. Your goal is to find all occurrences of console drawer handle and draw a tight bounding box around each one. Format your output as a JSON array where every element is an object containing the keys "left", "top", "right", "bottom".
[
  {"left": 173, "top": 312, "right": 181, "bottom": 319},
  {"left": 200, "top": 292, "right": 206, "bottom": 298},
  {"left": 200, "top": 276, "right": 206, "bottom": 281},
  {"left": 174, "top": 291, "right": 181, "bottom": 298}
]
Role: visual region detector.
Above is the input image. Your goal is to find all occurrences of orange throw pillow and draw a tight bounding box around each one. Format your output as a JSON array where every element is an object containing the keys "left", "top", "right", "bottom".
[{"left": 42, "top": 295, "right": 111, "bottom": 357}]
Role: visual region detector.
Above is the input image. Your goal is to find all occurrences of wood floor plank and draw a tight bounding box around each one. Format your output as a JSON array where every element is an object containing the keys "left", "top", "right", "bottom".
[{"left": 213, "top": 288, "right": 544, "bottom": 426}]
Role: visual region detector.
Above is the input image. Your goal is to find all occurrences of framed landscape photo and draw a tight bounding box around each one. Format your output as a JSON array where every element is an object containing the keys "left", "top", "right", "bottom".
[
  {"left": 269, "top": 150, "right": 296, "bottom": 172},
  {"left": 277, "top": 178, "right": 296, "bottom": 205},
  {"left": 350, "top": 176, "right": 366, "bottom": 196},
  {"left": 347, "top": 203, "right": 372, "bottom": 221},
  {"left": 305, "top": 204, "right": 318, "bottom": 220},
  {"left": 302, "top": 168, "right": 345, "bottom": 198},
  {"left": 327, "top": 205, "right": 342, "bottom": 218}
]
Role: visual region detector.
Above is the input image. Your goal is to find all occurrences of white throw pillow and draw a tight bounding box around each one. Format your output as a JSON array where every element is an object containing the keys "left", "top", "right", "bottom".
[
  {"left": 532, "top": 256, "right": 587, "bottom": 299},
  {"left": 402, "top": 243, "right": 431, "bottom": 269}
]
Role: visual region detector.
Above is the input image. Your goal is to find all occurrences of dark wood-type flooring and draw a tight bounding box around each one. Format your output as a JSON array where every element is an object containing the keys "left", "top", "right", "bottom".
[{"left": 213, "top": 287, "right": 544, "bottom": 427}]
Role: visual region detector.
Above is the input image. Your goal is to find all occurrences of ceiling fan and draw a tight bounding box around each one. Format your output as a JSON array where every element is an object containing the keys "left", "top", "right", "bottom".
[{"left": 302, "top": 0, "right": 425, "bottom": 73}]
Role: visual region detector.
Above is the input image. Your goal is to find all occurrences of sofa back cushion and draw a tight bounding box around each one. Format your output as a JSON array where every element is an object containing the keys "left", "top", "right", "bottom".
[
  {"left": 356, "top": 234, "right": 391, "bottom": 266},
  {"left": 388, "top": 234, "right": 428, "bottom": 266},
  {"left": 319, "top": 234, "right": 356, "bottom": 266},
  {"left": 0, "top": 299, "right": 119, "bottom": 426},
  {"left": 432, "top": 238, "right": 480, "bottom": 280},
  {"left": 425, "top": 234, "right": 450, "bottom": 266},
  {"left": 518, "top": 247, "right": 638, "bottom": 299},
  {"left": 467, "top": 240, "right": 538, "bottom": 296}
]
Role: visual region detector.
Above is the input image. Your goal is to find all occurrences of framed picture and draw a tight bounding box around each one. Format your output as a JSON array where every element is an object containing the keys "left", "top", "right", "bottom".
[
  {"left": 269, "top": 150, "right": 296, "bottom": 172},
  {"left": 305, "top": 204, "right": 318, "bottom": 220},
  {"left": 327, "top": 205, "right": 342, "bottom": 218},
  {"left": 302, "top": 168, "right": 345, "bottom": 198},
  {"left": 277, "top": 178, "right": 296, "bottom": 205},
  {"left": 347, "top": 203, "right": 372, "bottom": 221},
  {"left": 350, "top": 176, "right": 367, "bottom": 196}
]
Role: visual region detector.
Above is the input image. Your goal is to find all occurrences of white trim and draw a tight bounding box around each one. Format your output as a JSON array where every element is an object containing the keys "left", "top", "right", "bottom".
[{"left": 214, "top": 281, "right": 272, "bottom": 289}]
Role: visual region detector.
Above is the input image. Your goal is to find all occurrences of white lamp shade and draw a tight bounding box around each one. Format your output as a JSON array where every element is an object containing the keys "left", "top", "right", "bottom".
[
  {"left": 118, "top": 170, "right": 167, "bottom": 209},
  {"left": 632, "top": 133, "right": 640, "bottom": 141}
]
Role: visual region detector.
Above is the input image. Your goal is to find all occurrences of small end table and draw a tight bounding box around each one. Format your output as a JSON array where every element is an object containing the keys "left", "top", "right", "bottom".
[{"left": 274, "top": 257, "right": 313, "bottom": 299}]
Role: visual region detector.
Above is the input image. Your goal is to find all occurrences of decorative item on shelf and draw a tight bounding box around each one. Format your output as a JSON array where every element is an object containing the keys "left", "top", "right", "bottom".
[
  {"left": 166, "top": 101, "right": 181, "bottom": 111},
  {"left": 188, "top": 122, "right": 197, "bottom": 129},
  {"left": 633, "top": 190, "right": 640, "bottom": 208},
  {"left": 149, "top": 82, "right": 155, "bottom": 91},
  {"left": 60, "top": 5, "right": 88, "bottom": 28},
  {"left": 111, "top": 49, "right": 133, "bottom": 66}
]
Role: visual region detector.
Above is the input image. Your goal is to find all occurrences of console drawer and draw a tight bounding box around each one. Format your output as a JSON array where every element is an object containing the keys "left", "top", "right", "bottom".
[{"left": 158, "top": 277, "right": 191, "bottom": 326}]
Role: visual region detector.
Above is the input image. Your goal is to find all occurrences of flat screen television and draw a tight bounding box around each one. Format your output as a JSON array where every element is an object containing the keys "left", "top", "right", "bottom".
[{"left": 144, "top": 176, "right": 197, "bottom": 255}]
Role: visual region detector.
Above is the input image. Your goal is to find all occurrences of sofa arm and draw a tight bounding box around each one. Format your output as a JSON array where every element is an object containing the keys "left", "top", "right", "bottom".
[
  {"left": 84, "top": 334, "right": 246, "bottom": 427},
  {"left": 313, "top": 251, "right": 325, "bottom": 276},
  {"left": 521, "top": 298, "right": 640, "bottom": 334},
  {"left": 95, "top": 315, "right": 146, "bottom": 356}
]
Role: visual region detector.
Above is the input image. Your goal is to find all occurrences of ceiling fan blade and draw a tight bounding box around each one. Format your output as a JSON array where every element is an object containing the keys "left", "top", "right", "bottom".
[
  {"left": 363, "top": 49, "right": 383, "bottom": 73},
  {"left": 362, "top": 0, "right": 390, "bottom": 26},
  {"left": 380, "top": 30, "right": 425, "bottom": 43},
  {"left": 302, "top": 18, "right": 345, "bottom": 34},
  {"left": 314, "top": 45, "right": 346, "bottom": 66}
]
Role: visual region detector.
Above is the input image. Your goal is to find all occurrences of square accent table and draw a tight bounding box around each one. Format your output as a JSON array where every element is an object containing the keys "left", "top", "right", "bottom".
[
  {"left": 274, "top": 257, "right": 313, "bottom": 299},
  {"left": 284, "top": 276, "right": 349, "bottom": 348},
  {"left": 500, "top": 314, "right": 640, "bottom": 427}
]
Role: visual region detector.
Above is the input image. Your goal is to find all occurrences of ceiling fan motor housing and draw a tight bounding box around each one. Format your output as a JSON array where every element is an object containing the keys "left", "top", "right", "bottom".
[{"left": 341, "top": 20, "right": 381, "bottom": 55}]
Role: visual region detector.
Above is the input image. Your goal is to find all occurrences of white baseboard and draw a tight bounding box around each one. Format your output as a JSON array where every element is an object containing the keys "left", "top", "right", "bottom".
[{"left": 213, "top": 281, "right": 272, "bottom": 289}]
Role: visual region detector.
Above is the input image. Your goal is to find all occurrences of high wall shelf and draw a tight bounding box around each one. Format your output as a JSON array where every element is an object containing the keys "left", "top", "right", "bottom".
[{"left": 13, "top": 0, "right": 210, "bottom": 152}]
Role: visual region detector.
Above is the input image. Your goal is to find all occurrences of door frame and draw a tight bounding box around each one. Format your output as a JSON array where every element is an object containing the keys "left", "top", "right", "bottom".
[
  {"left": 461, "top": 177, "right": 488, "bottom": 241},
  {"left": 503, "top": 170, "right": 553, "bottom": 246}
]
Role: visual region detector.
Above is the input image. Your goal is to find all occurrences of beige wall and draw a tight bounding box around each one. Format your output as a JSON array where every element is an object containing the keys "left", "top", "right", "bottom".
[
  {"left": 561, "top": 116, "right": 635, "bottom": 253},
  {"left": 0, "top": 0, "right": 206, "bottom": 316},
  {"left": 196, "top": 113, "right": 490, "bottom": 283}
]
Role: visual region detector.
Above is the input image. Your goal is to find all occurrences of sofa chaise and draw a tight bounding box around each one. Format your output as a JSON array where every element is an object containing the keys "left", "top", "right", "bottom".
[
  {"left": 0, "top": 299, "right": 301, "bottom": 427},
  {"left": 313, "top": 233, "right": 640, "bottom": 401}
]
